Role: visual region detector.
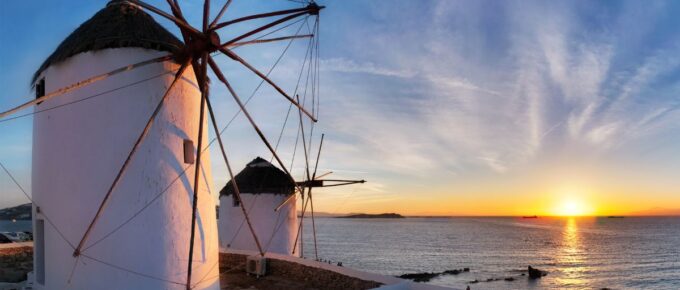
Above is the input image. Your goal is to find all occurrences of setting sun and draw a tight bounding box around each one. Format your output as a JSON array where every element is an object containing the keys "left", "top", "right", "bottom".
[{"left": 553, "top": 198, "right": 594, "bottom": 216}]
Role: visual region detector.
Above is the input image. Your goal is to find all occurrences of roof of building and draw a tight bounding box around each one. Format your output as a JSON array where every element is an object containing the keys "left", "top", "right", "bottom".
[
  {"left": 33, "top": 0, "right": 183, "bottom": 83},
  {"left": 220, "top": 157, "right": 296, "bottom": 196}
]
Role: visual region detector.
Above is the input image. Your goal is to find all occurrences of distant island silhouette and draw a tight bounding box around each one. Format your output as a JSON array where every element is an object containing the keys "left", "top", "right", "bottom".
[{"left": 338, "top": 213, "right": 404, "bottom": 219}]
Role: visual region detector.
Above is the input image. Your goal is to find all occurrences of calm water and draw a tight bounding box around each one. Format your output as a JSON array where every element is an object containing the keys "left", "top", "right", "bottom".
[
  {"left": 0, "top": 220, "right": 32, "bottom": 233},
  {"left": 302, "top": 217, "right": 680, "bottom": 290}
]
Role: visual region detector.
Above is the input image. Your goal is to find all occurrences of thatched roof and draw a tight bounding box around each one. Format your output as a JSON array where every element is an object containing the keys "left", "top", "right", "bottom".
[
  {"left": 33, "top": 0, "right": 183, "bottom": 83},
  {"left": 220, "top": 157, "right": 296, "bottom": 196}
]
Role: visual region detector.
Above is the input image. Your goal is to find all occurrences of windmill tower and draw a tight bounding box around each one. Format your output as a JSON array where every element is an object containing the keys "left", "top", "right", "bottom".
[
  {"left": 31, "top": 1, "right": 218, "bottom": 289},
  {"left": 218, "top": 157, "right": 298, "bottom": 256},
  {"left": 218, "top": 147, "right": 365, "bottom": 258},
  {"left": 0, "top": 0, "right": 325, "bottom": 288}
]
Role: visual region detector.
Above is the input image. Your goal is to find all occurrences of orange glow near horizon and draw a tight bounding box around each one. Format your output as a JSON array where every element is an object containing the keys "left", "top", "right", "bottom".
[{"left": 552, "top": 198, "right": 593, "bottom": 216}]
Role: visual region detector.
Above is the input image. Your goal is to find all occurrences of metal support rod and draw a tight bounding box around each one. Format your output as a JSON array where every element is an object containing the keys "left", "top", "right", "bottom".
[
  {"left": 218, "top": 48, "right": 317, "bottom": 122},
  {"left": 207, "top": 57, "right": 305, "bottom": 195},
  {"left": 227, "top": 34, "right": 314, "bottom": 48},
  {"left": 73, "top": 60, "right": 190, "bottom": 257},
  {"left": 186, "top": 54, "right": 209, "bottom": 290},
  {"left": 0, "top": 55, "right": 172, "bottom": 120},
  {"left": 205, "top": 95, "right": 265, "bottom": 256}
]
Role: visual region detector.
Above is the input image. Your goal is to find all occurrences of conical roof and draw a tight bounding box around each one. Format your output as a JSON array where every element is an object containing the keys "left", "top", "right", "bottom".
[
  {"left": 220, "top": 157, "right": 296, "bottom": 196},
  {"left": 33, "top": 0, "right": 183, "bottom": 82}
]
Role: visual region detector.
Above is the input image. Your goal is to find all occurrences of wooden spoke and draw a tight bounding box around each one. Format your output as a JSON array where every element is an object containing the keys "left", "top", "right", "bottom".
[
  {"left": 202, "top": 0, "right": 210, "bottom": 32},
  {"left": 73, "top": 60, "right": 191, "bottom": 257},
  {"left": 296, "top": 95, "right": 312, "bottom": 183},
  {"left": 212, "top": 6, "right": 317, "bottom": 31},
  {"left": 209, "top": 0, "right": 233, "bottom": 28},
  {"left": 0, "top": 54, "right": 172, "bottom": 120},
  {"left": 274, "top": 191, "right": 297, "bottom": 212},
  {"left": 308, "top": 133, "right": 324, "bottom": 260},
  {"left": 314, "top": 171, "right": 333, "bottom": 180},
  {"left": 220, "top": 12, "right": 309, "bottom": 47},
  {"left": 186, "top": 54, "right": 208, "bottom": 290},
  {"left": 291, "top": 188, "right": 309, "bottom": 255},
  {"left": 165, "top": 0, "right": 191, "bottom": 44},
  {"left": 227, "top": 34, "right": 313, "bottom": 48},
  {"left": 218, "top": 47, "right": 317, "bottom": 122},
  {"left": 205, "top": 92, "right": 265, "bottom": 256},
  {"left": 130, "top": 0, "right": 202, "bottom": 38},
  {"left": 207, "top": 56, "right": 306, "bottom": 195}
]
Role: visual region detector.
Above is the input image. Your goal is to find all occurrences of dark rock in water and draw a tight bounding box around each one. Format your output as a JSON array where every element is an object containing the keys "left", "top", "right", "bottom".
[
  {"left": 521, "top": 273, "right": 526, "bottom": 276},
  {"left": 443, "top": 269, "right": 461, "bottom": 275},
  {"left": 398, "top": 272, "right": 439, "bottom": 282},
  {"left": 504, "top": 277, "right": 515, "bottom": 281},
  {"left": 528, "top": 266, "right": 547, "bottom": 279},
  {"left": 400, "top": 267, "right": 470, "bottom": 282},
  {"left": 469, "top": 279, "right": 479, "bottom": 284},
  {"left": 486, "top": 278, "right": 494, "bottom": 282}
]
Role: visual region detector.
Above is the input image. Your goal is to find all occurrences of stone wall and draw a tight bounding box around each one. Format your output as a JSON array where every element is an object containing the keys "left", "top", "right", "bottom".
[
  {"left": 220, "top": 253, "right": 382, "bottom": 290},
  {"left": 0, "top": 244, "right": 33, "bottom": 283}
]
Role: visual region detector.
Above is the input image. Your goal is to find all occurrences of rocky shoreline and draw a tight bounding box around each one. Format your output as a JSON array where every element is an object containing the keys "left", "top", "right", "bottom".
[{"left": 0, "top": 243, "right": 33, "bottom": 283}]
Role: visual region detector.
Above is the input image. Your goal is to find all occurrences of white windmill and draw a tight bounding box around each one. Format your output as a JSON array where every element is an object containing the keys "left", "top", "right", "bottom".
[{"left": 0, "top": 0, "right": 326, "bottom": 289}]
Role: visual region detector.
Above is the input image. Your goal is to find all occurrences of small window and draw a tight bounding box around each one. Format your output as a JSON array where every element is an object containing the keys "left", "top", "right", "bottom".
[
  {"left": 183, "top": 139, "right": 195, "bottom": 164},
  {"left": 35, "top": 219, "right": 45, "bottom": 285},
  {"left": 36, "top": 78, "right": 45, "bottom": 105}
]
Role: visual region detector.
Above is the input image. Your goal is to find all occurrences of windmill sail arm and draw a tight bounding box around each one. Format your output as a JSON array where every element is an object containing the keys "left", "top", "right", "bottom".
[
  {"left": 207, "top": 56, "right": 306, "bottom": 196},
  {"left": 227, "top": 34, "right": 314, "bottom": 48},
  {"left": 130, "top": 0, "right": 202, "bottom": 38},
  {"left": 0, "top": 55, "right": 173, "bottom": 120},
  {"left": 217, "top": 47, "right": 317, "bottom": 122},
  {"left": 212, "top": 4, "right": 323, "bottom": 31}
]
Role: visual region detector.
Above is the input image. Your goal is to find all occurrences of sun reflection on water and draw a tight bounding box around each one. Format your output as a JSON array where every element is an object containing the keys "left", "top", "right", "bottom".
[{"left": 556, "top": 217, "right": 588, "bottom": 287}]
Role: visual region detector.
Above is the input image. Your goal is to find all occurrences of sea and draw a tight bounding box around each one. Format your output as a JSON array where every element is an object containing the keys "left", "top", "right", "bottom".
[
  {"left": 3, "top": 218, "right": 678, "bottom": 289},
  {"left": 301, "top": 217, "right": 680, "bottom": 290}
]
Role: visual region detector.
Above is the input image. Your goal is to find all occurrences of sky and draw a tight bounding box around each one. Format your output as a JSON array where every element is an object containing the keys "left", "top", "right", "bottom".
[{"left": 1, "top": 0, "right": 679, "bottom": 216}]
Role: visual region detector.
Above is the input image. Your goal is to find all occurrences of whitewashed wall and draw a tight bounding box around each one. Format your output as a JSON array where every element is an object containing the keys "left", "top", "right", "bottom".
[
  {"left": 219, "top": 193, "right": 298, "bottom": 256},
  {"left": 32, "top": 48, "right": 219, "bottom": 290}
]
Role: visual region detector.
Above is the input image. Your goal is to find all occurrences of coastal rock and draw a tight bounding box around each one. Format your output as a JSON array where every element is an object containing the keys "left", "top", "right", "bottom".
[
  {"left": 528, "top": 266, "right": 547, "bottom": 279},
  {"left": 443, "top": 269, "right": 460, "bottom": 275},
  {"left": 399, "top": 268, "right": 470, "bottom": 282},
  {"left": 398, "top": 272, "right": 439, "bottom": 282},
  {"left": 504, "top": 277, "right": 515, "bottom": 281}
]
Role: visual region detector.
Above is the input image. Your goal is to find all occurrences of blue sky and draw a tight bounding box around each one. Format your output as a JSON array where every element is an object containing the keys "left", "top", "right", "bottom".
[{"left": 1, "top": 1, "right": 679, "bottom": 214}]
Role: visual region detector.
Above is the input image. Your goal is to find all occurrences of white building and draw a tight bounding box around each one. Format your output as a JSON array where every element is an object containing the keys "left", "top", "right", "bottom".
[
  {"left": 218, "top": 157, "right": 298, "bottom": 256},
  {"left": 31, "top": 1, "right": 218, "bottom": 289}
]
